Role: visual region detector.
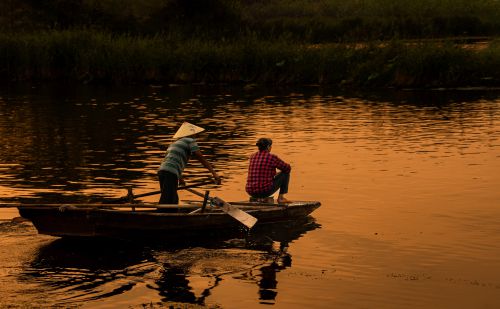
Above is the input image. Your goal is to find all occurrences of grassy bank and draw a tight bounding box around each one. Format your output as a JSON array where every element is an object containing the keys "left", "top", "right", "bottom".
[
  {"left": 2, "top": 1, "right": 500, "bottom": 41},
  {"left": 1, "top": 30, "right": 499, "bottom": 88},
  {"left": 241, "top": 0, "right": 500, "bottom": 41}
]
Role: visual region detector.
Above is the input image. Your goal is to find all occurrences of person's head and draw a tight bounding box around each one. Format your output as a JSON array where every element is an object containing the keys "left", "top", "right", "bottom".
[
  {"left": 256, "top": 138, "right": 272, "bottom": 151},
  {"left": 172, "top": 122, "right": 205, "bottom": 139}
]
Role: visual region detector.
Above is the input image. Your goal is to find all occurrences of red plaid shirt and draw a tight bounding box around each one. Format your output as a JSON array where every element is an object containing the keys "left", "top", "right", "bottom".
[{"left": 246, "top": 150, "right": 291, "bottom": 195}]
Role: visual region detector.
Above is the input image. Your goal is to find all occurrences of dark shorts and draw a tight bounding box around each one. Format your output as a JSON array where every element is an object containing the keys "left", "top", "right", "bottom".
[{"left": 158, "top": 170, "right": 179, "bottom": 204}]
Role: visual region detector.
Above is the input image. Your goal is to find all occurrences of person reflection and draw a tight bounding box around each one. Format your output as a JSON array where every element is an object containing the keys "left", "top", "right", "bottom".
[
  {"left": 157, "top": 266, "right": 197, "bottom": 303},
  {"left": 258, "top": 263, "right": 279, "bottom": 301},
  {"left": 257, "top": 243, "right": 292, "bottom": 303}
]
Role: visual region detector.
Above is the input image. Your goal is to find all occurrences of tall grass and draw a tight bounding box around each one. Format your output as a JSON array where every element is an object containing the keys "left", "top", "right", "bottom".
[
  {"left": 1, "top": 30, "right": 499, "bottom": 88},
  {"left": 2, "top": 0, "right": 500, "bottom": 41},
  {"left": 241, "top": 0, "right": 500, "bottom": 41}
]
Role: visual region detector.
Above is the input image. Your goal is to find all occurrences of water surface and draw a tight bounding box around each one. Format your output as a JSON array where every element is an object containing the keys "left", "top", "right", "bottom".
[{"left": 1, "top": 84, "right": 499, "bottom": 308}]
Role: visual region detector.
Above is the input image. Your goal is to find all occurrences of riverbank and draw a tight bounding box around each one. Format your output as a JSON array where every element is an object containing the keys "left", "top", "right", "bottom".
[{"left": 1, "top": 31, "right": 499, "bottom": 88}]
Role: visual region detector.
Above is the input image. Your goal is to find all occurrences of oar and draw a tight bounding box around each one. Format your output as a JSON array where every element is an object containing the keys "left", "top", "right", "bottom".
[
  {"left": 185, "top": 188, "right": 258, "bottom": 229},
  {"left": 0, "top": 203, "right": 269, "bottom": 210},
  {"left": 105, "top": 179, "right": 214, "bottom": 203}
]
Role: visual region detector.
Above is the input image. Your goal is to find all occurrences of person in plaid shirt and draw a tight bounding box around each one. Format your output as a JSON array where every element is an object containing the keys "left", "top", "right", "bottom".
[{"left": 246, "top": 138, "right": 292, "bottom": 204}]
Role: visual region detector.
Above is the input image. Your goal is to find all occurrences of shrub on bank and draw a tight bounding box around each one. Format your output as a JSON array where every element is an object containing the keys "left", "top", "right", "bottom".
[
  {"left": 1, "top": 30, "right": 499, "bottom": 88},
  {"left": 3, "top": 0, "right": 500, "bottom": 41}
]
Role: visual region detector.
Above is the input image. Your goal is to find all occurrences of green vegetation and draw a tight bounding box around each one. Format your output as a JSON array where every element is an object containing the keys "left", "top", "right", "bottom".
[
  {"left": 1, "top": 0, "right": 500, "bottom": 87},
  {"left": 242, "top": 0, "right": 500, "bottom": 41},
  {"left": 3, "top": 0, "right": 500, "bottom": 41}
]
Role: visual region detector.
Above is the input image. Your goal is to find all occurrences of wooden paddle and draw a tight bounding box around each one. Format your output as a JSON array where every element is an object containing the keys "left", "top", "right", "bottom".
[
  {"left": 185, "top": 187, "right": 258, "bottom": 229},
  {"left": 0, "top": 203, "right": 269, "bottom": 210},
  {"left": 105, "top": 179, "right": 215, "bottom": 203}
]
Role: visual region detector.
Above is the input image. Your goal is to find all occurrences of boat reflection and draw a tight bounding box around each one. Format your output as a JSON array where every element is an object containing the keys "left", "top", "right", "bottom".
[
  {"left": 154, "top": 245, "right": 292, "bottom": 306},
  {"left": 152, "top": 216, "right": 320, "bottom": 306},
  {"left": 19, "top": 216, "right": 320, "bottom": 306}
]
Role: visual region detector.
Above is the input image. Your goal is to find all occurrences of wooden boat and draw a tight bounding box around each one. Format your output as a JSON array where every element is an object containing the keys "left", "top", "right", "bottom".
[{"left": 17, "top": 200, "right": 321, "bottom": 241}]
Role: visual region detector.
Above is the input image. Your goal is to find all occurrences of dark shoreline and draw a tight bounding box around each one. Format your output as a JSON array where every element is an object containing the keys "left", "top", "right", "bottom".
[{"left": 1, "top": 31, "right": 499, "bottom": 89}]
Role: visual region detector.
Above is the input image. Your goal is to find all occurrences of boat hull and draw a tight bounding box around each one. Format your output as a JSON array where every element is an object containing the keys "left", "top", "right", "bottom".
[{"left": 18, "top": 201, "right": 321, "bottom": 241}]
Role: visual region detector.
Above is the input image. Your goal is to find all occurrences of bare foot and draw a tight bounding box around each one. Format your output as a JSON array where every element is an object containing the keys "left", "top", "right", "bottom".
[{"left": 277, "top": 197, "right": 292, "bottom": 204}]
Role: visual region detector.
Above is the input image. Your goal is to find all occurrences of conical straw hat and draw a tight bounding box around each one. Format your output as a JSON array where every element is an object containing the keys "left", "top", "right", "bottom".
[{"left": 172, "top": 122, "right": 205, "bottom": 139}]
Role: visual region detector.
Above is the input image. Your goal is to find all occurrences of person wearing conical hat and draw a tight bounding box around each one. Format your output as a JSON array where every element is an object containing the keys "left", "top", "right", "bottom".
[{"left": 158, "top": 122, "right": 221, "bottom": 204}]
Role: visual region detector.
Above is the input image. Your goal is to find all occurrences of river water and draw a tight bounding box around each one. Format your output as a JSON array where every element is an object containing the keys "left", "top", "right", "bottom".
[{"left": 0, "top": 84, "right": 499, "bottom": 308}]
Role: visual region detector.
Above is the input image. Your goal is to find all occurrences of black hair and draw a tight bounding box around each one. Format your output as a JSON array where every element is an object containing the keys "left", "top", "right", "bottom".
[{"left": 256, "top": 138, "right": 272, "bottom": 151}]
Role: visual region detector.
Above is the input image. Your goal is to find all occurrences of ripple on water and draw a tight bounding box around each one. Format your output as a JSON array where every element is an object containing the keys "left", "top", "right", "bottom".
[{"left": 1, "top": 87, "right": 500, "bottom": 308}]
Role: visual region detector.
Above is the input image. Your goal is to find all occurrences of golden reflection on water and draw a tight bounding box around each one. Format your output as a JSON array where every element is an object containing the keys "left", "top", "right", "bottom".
[
  {"left": 1, "top": 86, "right": 500, "bottom": 308},
  {"left": 193, "top": 92, "right": 500, "bottom": 308}
]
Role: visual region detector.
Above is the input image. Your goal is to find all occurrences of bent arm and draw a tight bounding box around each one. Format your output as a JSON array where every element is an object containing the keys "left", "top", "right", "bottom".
[
  {"left": 274, "top": 155, "right": 291, "bottom": 174},
  {"left": 193, "top": 150, "right": 222, "bottom": 184}
]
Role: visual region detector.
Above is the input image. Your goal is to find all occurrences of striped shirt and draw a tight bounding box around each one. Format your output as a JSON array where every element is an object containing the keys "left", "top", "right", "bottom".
[
  {"left": 158, "top": 137, "right": 200, "bottom": 177},
  {"left": 246, "top": 150, "right": 291, "bottom": 195}
]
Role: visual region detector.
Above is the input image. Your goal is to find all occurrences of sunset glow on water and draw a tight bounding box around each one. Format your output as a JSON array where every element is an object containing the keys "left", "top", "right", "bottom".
[{"left": 1, "top": 85, "right": 499, "bottom": 308}]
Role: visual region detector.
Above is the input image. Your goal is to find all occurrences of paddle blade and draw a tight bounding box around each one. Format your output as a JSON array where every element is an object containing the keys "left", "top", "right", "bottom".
[{"left": 222, "top": 202, "right": 258, "bottom": 229}]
